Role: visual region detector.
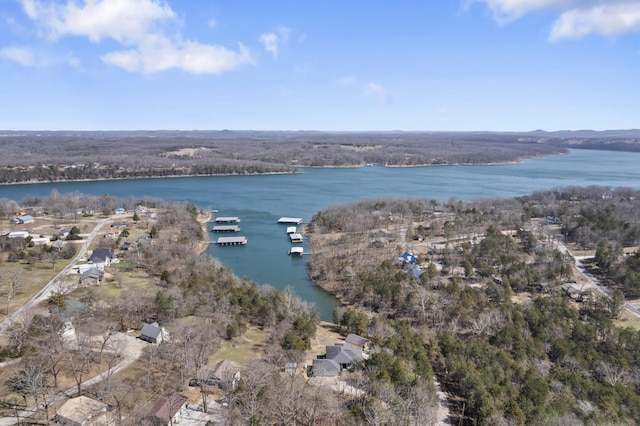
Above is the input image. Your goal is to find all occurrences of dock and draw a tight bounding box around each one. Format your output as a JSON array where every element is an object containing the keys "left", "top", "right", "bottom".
[
  {"left": 215, "top": 217, "right": 241, "bottom": 224},
  {"left": 289, "top": 233, "right": 304, "bottom": 243},
  {"left": 212, "top": 225, "right": 241, "bottom": 232},
  {"left": 289, "top": 247, "right": 304, "bottom": 256},
  {"left": 216, "top": 236, "right": 247, "bottom": 246},
  {"left": 286, "top": 226, "right": 297, "bottom": 234},
  {"left": 278, "top": 217, "right": 303, "bottom": 225}
]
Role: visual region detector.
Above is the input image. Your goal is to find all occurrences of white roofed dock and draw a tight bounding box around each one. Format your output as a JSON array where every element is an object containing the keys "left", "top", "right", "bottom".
[{"left": 278, "top": 217, "right": 303, "bottom": 225}]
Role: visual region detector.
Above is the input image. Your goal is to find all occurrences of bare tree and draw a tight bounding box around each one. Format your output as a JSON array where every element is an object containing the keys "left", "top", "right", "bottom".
[{"left": 2, "top": 270, "right": 22, "bottom": 315}]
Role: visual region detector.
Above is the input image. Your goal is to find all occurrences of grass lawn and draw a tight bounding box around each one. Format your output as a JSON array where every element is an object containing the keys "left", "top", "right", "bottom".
[
  {"left": 209, "top": 327, "right": 268, "bottom": 366},
  {"left": 613, "top": 319, "right": 640, "bottom": 331}
]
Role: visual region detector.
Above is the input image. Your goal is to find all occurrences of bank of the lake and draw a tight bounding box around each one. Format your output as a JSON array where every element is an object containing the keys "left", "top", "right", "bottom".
[{"left": 2, "top": 149, "right": 640, "bottom": 320}]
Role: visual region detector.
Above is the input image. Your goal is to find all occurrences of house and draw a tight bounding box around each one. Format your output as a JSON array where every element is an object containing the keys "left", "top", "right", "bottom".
[
  {"left": 114, "top": 207, "right": 125, "bottom": 214},
  {"left": 12, "top": 214, "right": 34, "bottom": 224},
  {"left": 52, "top": 240, "right": 65, "bottom": 251},
  {"left": 345, "top": 334, "right": 371, "bottom": 352},
  {"left": 311, "top": 359, "right": 341, "bottom": 377},
  {"left": 312, "top": 343, "right": 364, "bottom": 377},
  {"left": 89, "top": 249, "right": 115, "bottom": 269},
  {"left": 103, "top": 230, "right": 120, "bottom": 239},
  {"left": 6, "top": 231, "right": 29, "bottom": 239},
  {"left": 140, "top": 322, "right": 168, "bottom": 344},
  {"left": 31, "top": 236, "right": 50, "bottom": 246},
  {"left": 325, "top": 343, "right": 364, "bottom": 369},
  {"left": 80, "top": 267, "right": 104, "bottom": 286},
  {"left": 209, "top": 359, "right": 241, "bottom": 390},
  {"left": 398, "top": 252, "right": 417, "bottom": 265},
  {"left": 55, "top": 395, "right": 112, "bottom": 426},
  {"left": 143, "top": 392, "right": 188, "bottom": 426}
]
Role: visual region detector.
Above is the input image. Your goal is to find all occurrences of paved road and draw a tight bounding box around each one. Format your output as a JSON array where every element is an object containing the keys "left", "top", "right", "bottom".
[
  {"left": 0, "top": 333, "right": 145, "bottom": 426},
  {"left": 0, "top": 217, "right": 111, "bottom": 335},
  {"left": 544, "top": 234, "right": 640, "bottom": 320}
]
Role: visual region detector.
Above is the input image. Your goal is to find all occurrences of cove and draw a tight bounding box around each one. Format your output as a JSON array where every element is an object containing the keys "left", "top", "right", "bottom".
[{"left": 2, "top": 149, "right": 640, "bottom": 320}]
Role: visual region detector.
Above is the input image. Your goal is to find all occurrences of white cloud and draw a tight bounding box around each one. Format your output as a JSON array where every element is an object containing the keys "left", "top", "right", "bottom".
[
  {"left": 470, "top": 0, "right": 640, "bottom": 40},
  {"left": 364, "top": 82, "right": 388, "bottom": 103},
  {"left": 336, "top": 75, "right": 357, "bottom": 86},
  {"left": 259, "top": 33, "right": 279, "bottom": 57},
  {"left": 550, "top": 3, "right": 640, "bottom": 40},
  {"left": 0, "top": 45, "right": 36, "bottom": 66},
  {"left": 258, "top": 26, "right": 292, "bottom": 58},
  {"left": 468, "top": 0, "right": 571, "bottom": 24},
  {"left": 16, "top": 0, "right": 252, "bottom": 74}
]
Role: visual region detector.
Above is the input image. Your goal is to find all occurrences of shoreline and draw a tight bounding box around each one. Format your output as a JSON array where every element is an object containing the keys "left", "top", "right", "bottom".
[
  {"left": 0, "top": 151, "right": 572, "bottom": 186},
  {"left": 0, "top": 170, "right": 301, "bottom": 187}
]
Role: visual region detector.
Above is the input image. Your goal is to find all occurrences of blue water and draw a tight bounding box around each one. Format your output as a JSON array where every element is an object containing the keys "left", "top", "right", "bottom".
[{"left": 2, "top": 149, "right": 640, "bottom": 319}]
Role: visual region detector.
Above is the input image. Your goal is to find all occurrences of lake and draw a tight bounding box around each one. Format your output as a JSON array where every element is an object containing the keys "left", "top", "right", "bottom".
[{"left": 2, "top": 149, "right": 640, "bottom": 319}]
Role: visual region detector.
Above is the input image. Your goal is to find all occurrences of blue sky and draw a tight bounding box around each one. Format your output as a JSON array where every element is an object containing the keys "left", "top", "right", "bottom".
[{"left": 1, "top": 0, "right": 639, "bottom": 131}]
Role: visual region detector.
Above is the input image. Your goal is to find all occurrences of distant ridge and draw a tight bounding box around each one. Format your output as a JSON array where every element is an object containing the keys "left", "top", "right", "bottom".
[{"left": 526, "top": 129, "right": 640, "bottom": 138}]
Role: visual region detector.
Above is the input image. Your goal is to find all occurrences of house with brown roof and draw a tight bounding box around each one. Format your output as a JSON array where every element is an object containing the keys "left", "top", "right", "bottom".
[
  {"left": 143, "top": 392, "right": 188, "bottom": 426},
  {"left": 210, "top": 359, "right": 241, "bottom": 390}
]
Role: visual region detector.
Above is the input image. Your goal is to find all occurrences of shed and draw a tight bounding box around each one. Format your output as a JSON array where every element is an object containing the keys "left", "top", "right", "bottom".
[{"left": 55, "top": 395, "right": 110, "bottom": 426}]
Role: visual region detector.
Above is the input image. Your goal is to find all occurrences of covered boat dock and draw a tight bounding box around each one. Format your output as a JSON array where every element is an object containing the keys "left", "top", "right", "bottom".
[
  {"left": 278, "top": 217, "right": 303, "bottom": 225},
  {"left": 216, "top": 236, "right": 248, "bottom": 246}
]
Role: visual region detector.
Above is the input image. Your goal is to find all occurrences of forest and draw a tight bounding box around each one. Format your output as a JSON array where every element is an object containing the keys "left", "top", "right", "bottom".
[
  {"left": 307, "top": 186, "right": 640, "bottom": 425},
  {"left": 0, "top": 130, "right": 584, "bottom": 183},
  {"left": 0, "top": 186, "right": 640, "bottom": 424}
]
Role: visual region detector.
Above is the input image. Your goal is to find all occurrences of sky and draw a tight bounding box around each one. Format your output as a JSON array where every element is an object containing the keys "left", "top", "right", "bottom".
[{"left": 1, "top": 0, "right": 639, "bottom": 131}]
